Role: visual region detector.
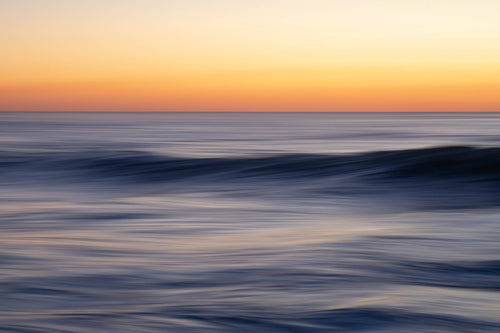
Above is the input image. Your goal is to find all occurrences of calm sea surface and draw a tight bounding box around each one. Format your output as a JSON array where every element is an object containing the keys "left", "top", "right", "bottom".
[{"left": 1, "top": 112, "right": 499, "bottom": 332}]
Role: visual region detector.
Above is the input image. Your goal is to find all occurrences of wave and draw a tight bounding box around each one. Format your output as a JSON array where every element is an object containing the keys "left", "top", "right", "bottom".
[
  {"left": 3, "top": 306, "right": 499, "bottom": 332},
  {"left": 2, "top": 146, "right": 499, "bottom": 184}
]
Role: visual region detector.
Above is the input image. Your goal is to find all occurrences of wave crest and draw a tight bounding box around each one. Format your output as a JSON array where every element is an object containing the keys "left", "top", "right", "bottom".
[{"left": 2, "top": 146, "right": 499, "bottom": 183}]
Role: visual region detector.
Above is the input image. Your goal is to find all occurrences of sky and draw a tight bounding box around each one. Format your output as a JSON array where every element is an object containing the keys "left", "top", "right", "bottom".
[{"left": 1, "top": 0, "right": 499, "bottom": 112}]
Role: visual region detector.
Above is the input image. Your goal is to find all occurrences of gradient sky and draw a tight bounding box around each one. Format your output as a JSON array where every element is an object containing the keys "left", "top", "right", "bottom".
[{"left": 1, "top": 0, "right": 499, "bottom": 111}]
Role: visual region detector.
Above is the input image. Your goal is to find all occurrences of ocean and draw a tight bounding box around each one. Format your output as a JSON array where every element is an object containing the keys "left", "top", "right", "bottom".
[{"left": 0, "top": 112, "right": 499, "bottom": 332}]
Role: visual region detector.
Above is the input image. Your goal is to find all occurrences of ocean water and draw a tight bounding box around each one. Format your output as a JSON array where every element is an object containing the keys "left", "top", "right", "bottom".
[{"left": 0, "top": 112, "right": 499, "bottom": 333}]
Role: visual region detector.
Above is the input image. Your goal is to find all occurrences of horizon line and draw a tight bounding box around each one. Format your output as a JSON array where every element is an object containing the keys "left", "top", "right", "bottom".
[{"left": 1, "top": 110, "right": 499, "bottom": 113}]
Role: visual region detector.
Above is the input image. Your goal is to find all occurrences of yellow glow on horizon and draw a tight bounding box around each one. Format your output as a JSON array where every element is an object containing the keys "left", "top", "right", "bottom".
[{"left": 1, "top": 0, "right": 499, "bottom": 111}]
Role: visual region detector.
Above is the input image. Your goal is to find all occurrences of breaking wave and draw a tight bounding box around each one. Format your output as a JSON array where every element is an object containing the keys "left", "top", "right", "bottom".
[{"left": 2, "top": 146, "right": 500, "bottom": 183}]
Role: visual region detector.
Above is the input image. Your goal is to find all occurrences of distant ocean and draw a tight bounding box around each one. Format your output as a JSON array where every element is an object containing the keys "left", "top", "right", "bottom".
[{"left": 1, "top": 112, "right": 499, "bottom": 332}]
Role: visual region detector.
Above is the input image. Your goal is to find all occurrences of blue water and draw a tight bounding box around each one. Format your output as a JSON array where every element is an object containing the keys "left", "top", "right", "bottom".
[{"left": 0, "top": 112, "right": 499, "bottom": 332}]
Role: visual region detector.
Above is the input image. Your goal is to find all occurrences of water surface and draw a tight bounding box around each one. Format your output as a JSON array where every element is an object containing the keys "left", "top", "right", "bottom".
[{"left": 1, "top": 112, "right": 499, "bottom": 332}]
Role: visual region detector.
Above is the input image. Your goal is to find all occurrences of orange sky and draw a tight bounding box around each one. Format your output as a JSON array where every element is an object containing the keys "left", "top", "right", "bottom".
[{"left": 1, "top": 0, "right": 499, "bottom": 112}]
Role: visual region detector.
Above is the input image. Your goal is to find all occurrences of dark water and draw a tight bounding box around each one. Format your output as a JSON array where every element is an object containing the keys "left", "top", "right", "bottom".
[{"left": 1, "top": 112, "right": 499, "bottom": 332}]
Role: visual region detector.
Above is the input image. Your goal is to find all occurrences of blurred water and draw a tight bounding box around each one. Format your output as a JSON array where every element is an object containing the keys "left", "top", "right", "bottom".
[{"left": 0, "top": 112, "right": 499, "bottom": 332}]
